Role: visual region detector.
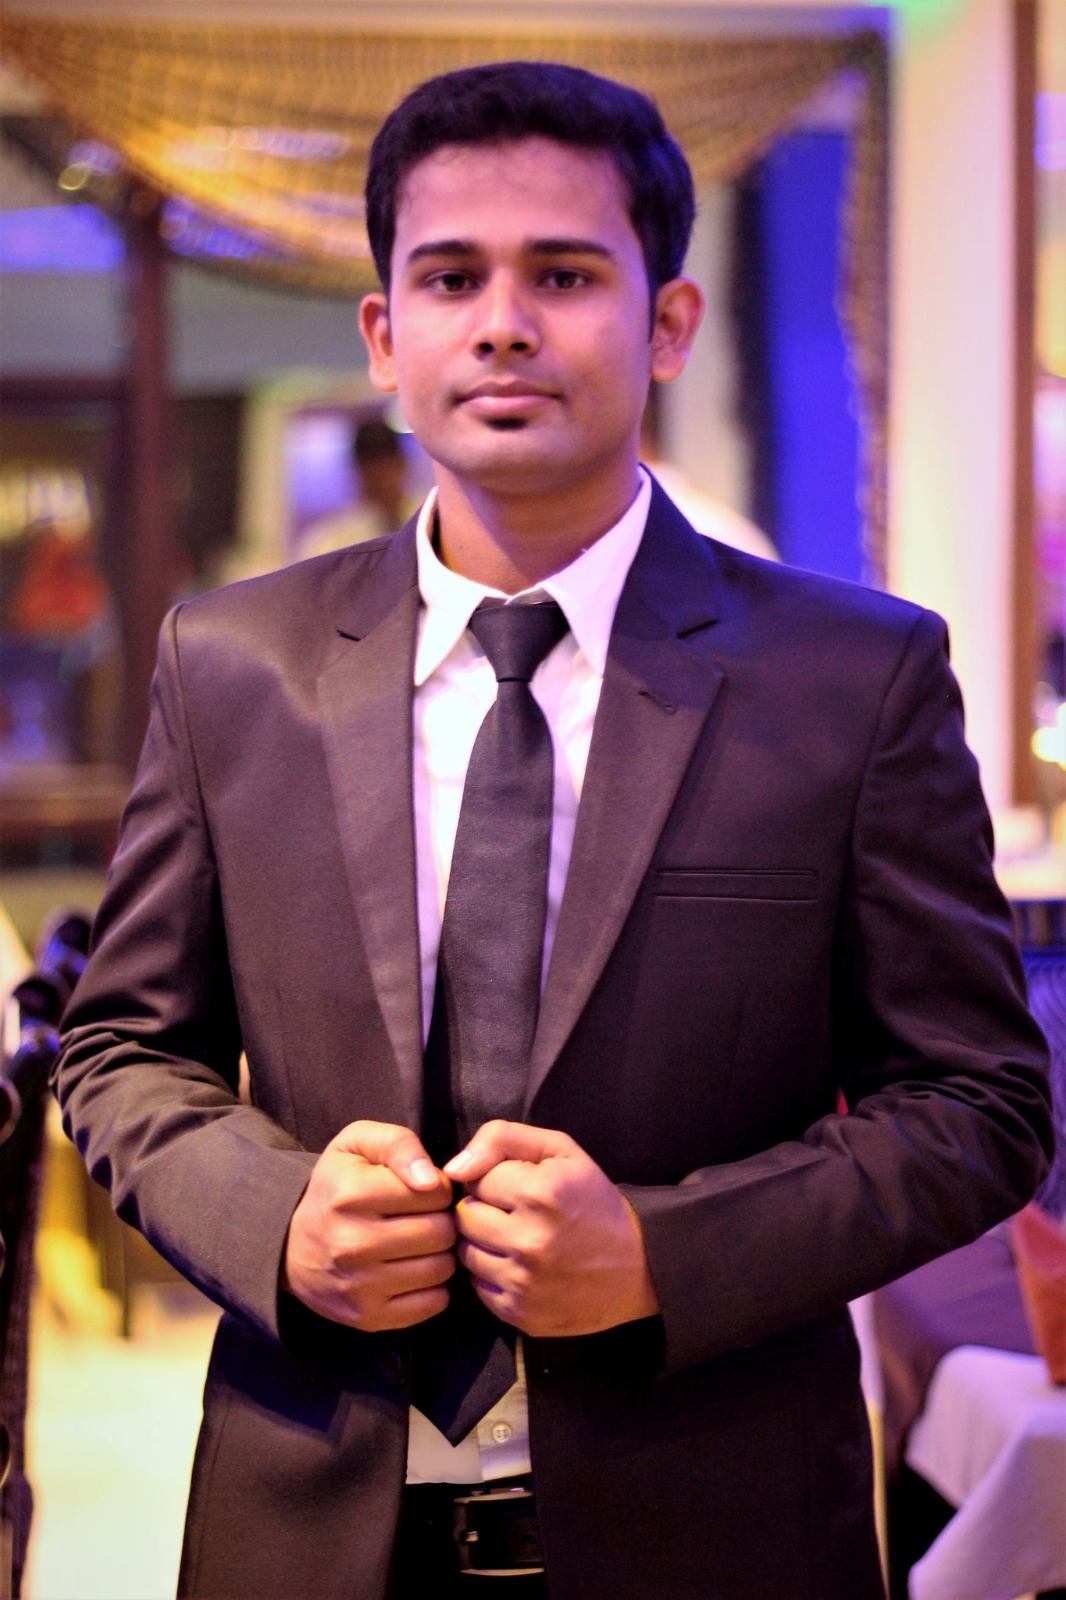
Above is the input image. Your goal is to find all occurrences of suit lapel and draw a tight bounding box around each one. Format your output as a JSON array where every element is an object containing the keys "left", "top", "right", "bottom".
[
  {"left": 525, "top": 487, "right": 727, "bottom": 1110},
  {"left": 314, "top": 494, "right": 729, "bottom": 1122},
  {"left": 317, "top": 527, "right": 426, "bottom": 1122}
]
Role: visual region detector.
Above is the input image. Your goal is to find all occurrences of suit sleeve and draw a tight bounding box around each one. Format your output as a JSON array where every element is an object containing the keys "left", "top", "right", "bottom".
[
  {"left": 54, "top": 608, "right": 317, "bottom": 1343},
  {"left": 622, "top": 609, "right": 1053, "bottom": 1375}
]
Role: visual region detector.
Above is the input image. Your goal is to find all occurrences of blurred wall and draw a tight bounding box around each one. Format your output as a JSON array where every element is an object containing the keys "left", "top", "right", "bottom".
[
  {"left": 888, "top": 0, "right": 1016, "bottom": 811},
  {"left": 0, "top": 255, "right": 368, "bottom": 394}
]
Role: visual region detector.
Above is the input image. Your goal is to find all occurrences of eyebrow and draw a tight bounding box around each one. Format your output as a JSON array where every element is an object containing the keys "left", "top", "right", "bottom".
[
  {"left": 528, "top": 238, "right": 616, "bottom": 260},
  {"left": 404, "top": 237, "right": 617, "bottom": 267}
]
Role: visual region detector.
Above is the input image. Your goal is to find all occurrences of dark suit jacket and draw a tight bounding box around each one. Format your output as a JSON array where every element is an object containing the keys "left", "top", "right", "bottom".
[{"left": 55, "top": 484, "right": 1052, "bottom": 1600}]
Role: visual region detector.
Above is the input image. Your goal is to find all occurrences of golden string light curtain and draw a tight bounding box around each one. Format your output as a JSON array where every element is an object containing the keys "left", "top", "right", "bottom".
[{"left": 0, "top": 10, "right": 888, "bottom": 574}]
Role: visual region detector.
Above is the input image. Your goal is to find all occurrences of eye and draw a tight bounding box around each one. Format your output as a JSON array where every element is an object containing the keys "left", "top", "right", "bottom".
[
  {"left": 425, "top": 269, "right": 477, "bottom": 294},
  {"left": 541, "top": 268, "right": 587, "bottom": 291}
]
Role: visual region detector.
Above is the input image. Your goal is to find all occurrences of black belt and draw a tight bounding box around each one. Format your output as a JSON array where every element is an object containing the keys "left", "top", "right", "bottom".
[{"left": 401, "top": 1475, "right": 544, "bottom": 1579}]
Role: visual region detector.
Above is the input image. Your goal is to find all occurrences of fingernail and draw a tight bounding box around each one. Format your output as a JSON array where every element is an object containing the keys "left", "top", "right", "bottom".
[
  {"left": 445, "top": 1151, "right": 473, "bottom": 1177},
  {"left": 410, "top": 1159, "right": 437, "bottom": 1187}
]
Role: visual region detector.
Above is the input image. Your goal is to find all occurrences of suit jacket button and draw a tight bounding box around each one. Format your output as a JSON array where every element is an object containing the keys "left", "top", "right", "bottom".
[{"left": 379, "top": 1349, "right": 406, "bottom": 1387}]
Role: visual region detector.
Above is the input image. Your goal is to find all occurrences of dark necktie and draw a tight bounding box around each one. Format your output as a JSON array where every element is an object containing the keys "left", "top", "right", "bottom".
[{"left": 414, "top": 598, "right": 569, "bottom": 1445}]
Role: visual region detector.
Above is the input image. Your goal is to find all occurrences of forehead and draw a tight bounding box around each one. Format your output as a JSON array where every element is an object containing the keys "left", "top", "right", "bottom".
[{"left": 392, "top": 137, "right": 639, "bottom": 255}]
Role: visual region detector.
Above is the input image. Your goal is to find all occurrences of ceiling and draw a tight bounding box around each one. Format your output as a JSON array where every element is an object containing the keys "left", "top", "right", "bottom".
[
  {"left": 0, "top": 0, "right": 886, "bottom": 30},
  {"left": 0, "top": 1, "right": 893, "bottom": 118}
]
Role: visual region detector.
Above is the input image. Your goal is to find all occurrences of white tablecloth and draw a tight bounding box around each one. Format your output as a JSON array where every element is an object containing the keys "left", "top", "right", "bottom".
[{"left": 905, "top": 1345, "right": 1066, "bottom": 1600}]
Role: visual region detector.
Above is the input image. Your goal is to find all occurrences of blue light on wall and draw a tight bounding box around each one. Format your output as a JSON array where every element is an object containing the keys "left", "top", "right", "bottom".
[
  {"left": 0, "top": 198, "right": 292, "bottom": 273},
  {"left": 759, "top": 132, "right": 864, "bottom": 585},
  {"left": 0, "top": 205, "right": 125, "bottom": 272}
]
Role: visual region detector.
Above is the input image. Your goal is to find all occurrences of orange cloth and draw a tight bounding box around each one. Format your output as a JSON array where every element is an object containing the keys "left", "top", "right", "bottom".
[{"left": 1012, "top": 1202, "right": 1066, "bottom": 1385}]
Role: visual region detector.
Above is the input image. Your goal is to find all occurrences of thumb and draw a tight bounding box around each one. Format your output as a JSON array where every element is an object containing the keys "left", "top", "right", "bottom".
[
  {"left": 329, "top": 1119, "right": 442, "bottom": 1193},
  {"left": 443, "top": 1120, "right": 576, "bottom": 1183}
]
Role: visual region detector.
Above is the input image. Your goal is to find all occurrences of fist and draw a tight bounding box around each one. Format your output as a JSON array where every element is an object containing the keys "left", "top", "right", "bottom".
[
  {"left": 282, "top": 1120, "right": 456, "bottom": 1333},
  {"left": 444, "top": 1121, "right": 659, "bottom": 1338}
]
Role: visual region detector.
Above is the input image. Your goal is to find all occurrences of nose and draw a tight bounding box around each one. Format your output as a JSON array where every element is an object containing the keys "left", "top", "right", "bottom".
[{"left": 470, "top": 271, "right": 540, "bottom": 358}]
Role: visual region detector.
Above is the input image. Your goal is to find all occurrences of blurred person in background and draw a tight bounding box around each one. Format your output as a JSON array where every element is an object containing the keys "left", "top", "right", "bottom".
[
  {"left": 638, "top": 407, "right": 778, "bottom": 561},
  {"left": 297, "top": 417, "right": 421, "bottom": 558}
]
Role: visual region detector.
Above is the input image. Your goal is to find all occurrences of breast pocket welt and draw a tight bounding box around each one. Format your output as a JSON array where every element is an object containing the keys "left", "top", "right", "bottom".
[{"left": 654, "top": 869, "right": 819, "bottom": 903}]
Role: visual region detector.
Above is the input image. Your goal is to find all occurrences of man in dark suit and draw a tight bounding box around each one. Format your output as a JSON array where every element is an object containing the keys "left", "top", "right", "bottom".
[{"left": 56, "top": 63, "right": 1051, "bottom": 1600}]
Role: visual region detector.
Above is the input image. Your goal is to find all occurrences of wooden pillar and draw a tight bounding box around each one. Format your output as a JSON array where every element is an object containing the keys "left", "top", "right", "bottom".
[
  {"left": 1011, "top": 0, "right": 1040, "bottom": 804},
  {"left": 119, "top": 186, "right": 173, "bottom": 772}
]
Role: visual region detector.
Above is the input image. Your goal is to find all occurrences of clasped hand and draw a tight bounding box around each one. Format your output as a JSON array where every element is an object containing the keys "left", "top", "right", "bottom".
[{"left": 282, "top": 1119, "right": 658, "bottom": 1337}]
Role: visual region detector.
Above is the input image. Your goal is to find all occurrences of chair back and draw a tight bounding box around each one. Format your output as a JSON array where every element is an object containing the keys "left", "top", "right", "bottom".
[{"left": 0, "top": 910, "right": 89, "bottom": 1599}]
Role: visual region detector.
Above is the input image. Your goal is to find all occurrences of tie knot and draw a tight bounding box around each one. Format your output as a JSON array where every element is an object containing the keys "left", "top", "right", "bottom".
[{"left": 469, "top": 600, "right": 568, "bottom": 684}]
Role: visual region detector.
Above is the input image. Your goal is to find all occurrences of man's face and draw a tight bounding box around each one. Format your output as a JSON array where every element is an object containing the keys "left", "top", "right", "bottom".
[{"left": 360, "top": 138, "right": 664, "bottom": 501}]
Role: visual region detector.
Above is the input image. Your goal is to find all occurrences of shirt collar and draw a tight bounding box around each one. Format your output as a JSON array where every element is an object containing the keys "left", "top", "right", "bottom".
[{"left": 414, "top": 467, "right": 651, "bottom": 687}]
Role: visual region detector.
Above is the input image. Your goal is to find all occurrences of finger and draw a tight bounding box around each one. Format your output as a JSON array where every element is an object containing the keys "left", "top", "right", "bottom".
[
  {"left": 457, "top": 1238, "right": 510, "bottom": 1289},
  {"left": 329, "top": 1120, "right": 448, "bottom": 1196},
  {"left": 464, "top": 1161, "right": 546, "bottom": 1212},
  {"left": 376, "top": 1211, "right": 457, "bottom": 1261},
  {"left": 376, "top": 1249, "right": 457, "bottom": 1295},
  {"left": 375, "top": 1284, "right": 452, "bottom": 1330},
  {"left": 469, "top": 1275, "right": 517, "bottom": 1325},
  {"left": 330, "top": 1158, "right": 452, "bottom": 1218},
  {"left": 444, "top": 1120, "right": 576, "bottom": 1183},
  {"left": 454, "top": 1196, "right": 518, "bottom": 1252}
]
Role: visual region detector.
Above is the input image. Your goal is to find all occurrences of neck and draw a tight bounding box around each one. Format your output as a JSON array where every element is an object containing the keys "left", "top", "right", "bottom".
[{"left": 433, "top": 458, "right": 641, "bottom": 593}]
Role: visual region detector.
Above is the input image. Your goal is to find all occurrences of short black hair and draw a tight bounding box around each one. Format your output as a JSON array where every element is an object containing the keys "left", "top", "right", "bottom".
[
  {"left": 353, "top": 418, "right": 403, "bottom": 463},
  {"left": 365, "top": 61, "right": 695, "bottom": 302}
]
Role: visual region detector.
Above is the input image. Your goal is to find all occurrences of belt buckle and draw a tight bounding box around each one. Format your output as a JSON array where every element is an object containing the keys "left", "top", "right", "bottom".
[{"left": 453, "top": 1483, "right": 544, "bottom": 1577}]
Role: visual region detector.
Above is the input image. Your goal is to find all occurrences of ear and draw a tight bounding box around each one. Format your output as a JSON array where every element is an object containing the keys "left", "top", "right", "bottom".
[
  {"left": 649, "top": 277, "right": 704, "bottom": 384},
  {"left": 359, "top": 293, "right": 398, "bottom": 394}
]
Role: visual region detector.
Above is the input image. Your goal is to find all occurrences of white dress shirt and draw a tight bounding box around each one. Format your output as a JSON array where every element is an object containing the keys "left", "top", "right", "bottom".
[{"left": 406, "top": 469, "right": 652, "bottom": 1483}]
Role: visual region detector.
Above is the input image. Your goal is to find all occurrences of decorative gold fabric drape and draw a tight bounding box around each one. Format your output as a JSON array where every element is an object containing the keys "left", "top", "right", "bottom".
[{"left": 0, "top": 10, "right": 889, "bottom": 575}]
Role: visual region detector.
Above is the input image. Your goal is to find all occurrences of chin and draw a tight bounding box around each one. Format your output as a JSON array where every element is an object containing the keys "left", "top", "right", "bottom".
[{"left": 437, "top": 434, "right": 583, "bottom": 494}]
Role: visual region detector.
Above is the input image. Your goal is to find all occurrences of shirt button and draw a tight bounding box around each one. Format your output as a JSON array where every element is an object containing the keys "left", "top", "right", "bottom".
[{"left": 490, "top": 1422, "right": 513, "bottom": 1444}]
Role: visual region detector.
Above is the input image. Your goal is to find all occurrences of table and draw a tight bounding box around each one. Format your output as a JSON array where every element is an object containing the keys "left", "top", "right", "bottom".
[
  {"left": 904, "top": 1345, "right": 1066, "bottom": 1600},
  {"left": 0, "top": 762, "right": 127, "bottom": 867}
]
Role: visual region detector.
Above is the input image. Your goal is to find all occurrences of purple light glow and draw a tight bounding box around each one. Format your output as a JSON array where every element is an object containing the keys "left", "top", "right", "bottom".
[
  {"left": 1036, "top": 95, "right": 1066, "bottom": 171},
  {"left": 0, "top": 206, "right": 124, "bottom": 272}
]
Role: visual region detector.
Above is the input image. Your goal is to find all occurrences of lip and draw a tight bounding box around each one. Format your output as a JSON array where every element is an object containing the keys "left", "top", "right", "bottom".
[{"left": 457, "top": 381, "right": 559, "bottom": 415}]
